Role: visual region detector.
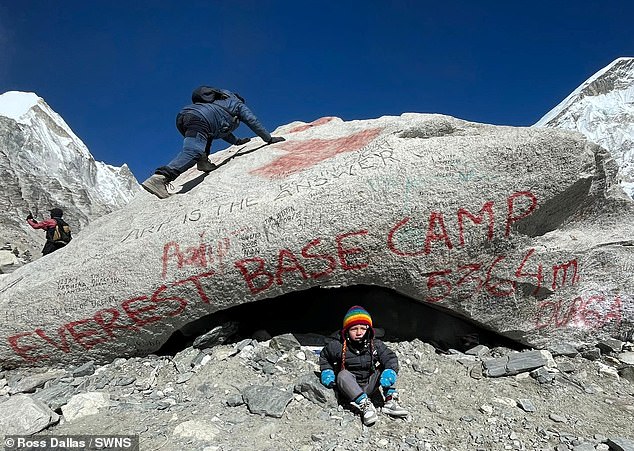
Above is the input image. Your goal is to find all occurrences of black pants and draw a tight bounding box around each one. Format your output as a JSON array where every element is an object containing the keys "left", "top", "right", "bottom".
[{"left": 42, "top": 241, "right": 66, "bottom": 255}]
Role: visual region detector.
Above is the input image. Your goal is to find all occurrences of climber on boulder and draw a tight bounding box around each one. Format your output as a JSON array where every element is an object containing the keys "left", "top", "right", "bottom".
[{"left": 141, "top": 86, "right": 285, "bottom": 199}]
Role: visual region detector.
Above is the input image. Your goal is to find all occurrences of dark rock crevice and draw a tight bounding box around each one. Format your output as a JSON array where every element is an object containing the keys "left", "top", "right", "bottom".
[
  {"left": 158, "top": 285, "right": 525, "bottom": 356},
  {"left": 514, "top": 177, "right": 593, "bottom": 237}
]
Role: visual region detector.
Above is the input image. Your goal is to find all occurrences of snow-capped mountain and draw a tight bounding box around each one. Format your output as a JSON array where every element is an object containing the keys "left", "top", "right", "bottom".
[
  {"left": 535, "top": 57, "right": 634, "bottom": 198},
  {"left": 0, "top": 91, "right": 141, "bottom": 265}
]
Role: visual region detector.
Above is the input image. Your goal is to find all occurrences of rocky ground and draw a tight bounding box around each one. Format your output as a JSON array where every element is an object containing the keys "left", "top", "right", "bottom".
[{"left": 1, "top": 330, "right": 633, "bottom": 451}]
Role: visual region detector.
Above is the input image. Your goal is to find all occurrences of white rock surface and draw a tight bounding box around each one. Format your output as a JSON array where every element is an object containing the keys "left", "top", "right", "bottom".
[
  {"left": 0, "top": 393, "right": 59, "bottom": 435},
  {"left": 61, "top": 392, "right": 112, "bottom": 422},
  {"left": 0, "top": 113, "right": 632, "bottom": 368}
]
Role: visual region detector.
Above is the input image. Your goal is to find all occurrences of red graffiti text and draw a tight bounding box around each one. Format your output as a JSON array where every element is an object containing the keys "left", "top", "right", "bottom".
[
  {"left": 235, "top": 230, "right": 369, "bottom": 295},
  {"left": 535, "top": 295, "right": 622, "bottom": 330},
  {"left": 388, "top": 191, "right": 538, "bottom": 257},
  {"left": 7, "top": 271, "right": 215, "bottom": 363}
]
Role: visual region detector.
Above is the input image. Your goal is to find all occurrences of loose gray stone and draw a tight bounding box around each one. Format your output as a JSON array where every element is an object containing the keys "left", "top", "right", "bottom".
[
  {"left": 618, "top": 351, "right": 634, "bottom": 365},
  {"left": 549, "top": 413, "right": 567, "bottom": 423},
  {"left": 242, "top": 385, "right": 294, "bottom": 418},
  {"left": 175, "top": 372, "right": 193, "bottom": 384},
  {"left": 582, "top": 348, "right": 602, "bottom": 361},
  {"left": 619, "top": 366, "right": 634, "bottom": 384},
  {"left": 483, "top": 356, "right": 509, "bottom": 377},
  {"left": 556, "top": 361, "right": 576, "bottom": 373},
  {"left": 32, "top": 383, "right": 77, "bottom": 411},
  {"left": 483, "top": 350, "right": 554, "bottom": 377},
  {"left": 173, "top": 419, "right": 221, "bottom": 441},
  {"left": 93, "top": 376, "right": 111, "bottom": 390},
  {"left": 0, "top": 394, "right": 59, "bottom": 435},
  {"left": 226, "top": 394, "right": 244, "bottom": 407},
  {"left": 261, "top": 362, "right": 276, "bottom": 375},
  {"left": 8, "top": 369, "right": 66, "bottom": 394},
  {"left": 549, "top": 343, "right": 579, "bottom": 357},
  {"left": 596, "top": 338, "right": 624, "bottom": 354},
  {"left": 270, "top": 333, "right": 302, "bottom": 353},
  {"left": 172, "top": 347, "right": 200, "bottom": 373},
  {"left": 517, "top": 398, "right": 537, "bottom": 412},
  {"left": 191, "top": 349, "right": 210, "bottom": 366},
  {"left": 62, "top": 392, "right": 113, "bottom": 422},
  {"left": 530, "top": 367, "right": 556, "bottom": 384},
  {"left": 606, "top": 437, "right": 634, "bottom": 451},
  {"left": 572, "top": 443, "right": 596, "bottom": 451},
  {"left": 71, "top": 361, "right": 96, "bottom": 377},
  {"left": 192, "top": 323, "right": 239, "bottom": 349},
  {"left": 507, "top": 350, "right": 554, "bottom": 374},
  {"left": 115, "top": 376, "right": 136, "bottom": 386},
  {"left": 465, "top": 345, "right": 490, "bottom": 357},
  {"left": 236, "top": 339, "right": 255, "bottom": 351},
  {"left": 470, "top": 363, "right": 484, "bottom": 380},
  {"left": 294, "top": 373, "right": 337, "bottom": 407}
]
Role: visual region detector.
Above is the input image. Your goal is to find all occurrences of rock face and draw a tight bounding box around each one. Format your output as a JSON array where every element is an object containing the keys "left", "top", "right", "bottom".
[
  {"left": 535, "top": 57, "right": 634, "bottom": 198},
  {"left": 0, "top": 113, "right": 632, "bottom": 368},
  {"left": 0, "top": 91, "right": 141, "bottom": 265}
]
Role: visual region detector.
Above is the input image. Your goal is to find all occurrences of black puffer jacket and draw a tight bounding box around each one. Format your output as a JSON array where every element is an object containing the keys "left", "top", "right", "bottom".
[{"left": 319, "top": 331, "right": 399, "bottom": 384}]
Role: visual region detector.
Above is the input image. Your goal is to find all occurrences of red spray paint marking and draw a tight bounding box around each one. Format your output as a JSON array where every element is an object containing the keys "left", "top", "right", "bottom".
[
  {"left": 288, "top": 117, "right": 336, "bottom": 133},
  {"left": 251, "top": 128, "right": 383, "bottom": 179},
  {"left": 535, "top": 295, "right": 622, "bottom": 330}
]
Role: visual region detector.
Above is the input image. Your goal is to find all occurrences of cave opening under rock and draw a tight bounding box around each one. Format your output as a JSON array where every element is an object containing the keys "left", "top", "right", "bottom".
[{"left": 158, "top": 284, "right": 525, "bottom": 355}]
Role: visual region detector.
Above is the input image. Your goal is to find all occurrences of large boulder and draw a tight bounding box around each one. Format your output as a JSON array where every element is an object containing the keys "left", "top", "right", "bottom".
[{"left": 0, "top": 114, "right": 632, "bottom": 368}]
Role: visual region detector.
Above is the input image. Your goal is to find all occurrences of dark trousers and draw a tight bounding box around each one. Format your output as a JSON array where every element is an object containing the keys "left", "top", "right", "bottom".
[
  {"left": 156, "top": 114, "right": 212, "bottom": 181},
  {"left": 42, "top": 241, "right": 66, "bottom": 255}
]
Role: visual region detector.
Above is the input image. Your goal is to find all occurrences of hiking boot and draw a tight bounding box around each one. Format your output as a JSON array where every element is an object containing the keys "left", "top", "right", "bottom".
[
  {"left": 353, "top": 397, "right": 378, "bottom": 426},
  {"left": 141, "top": 174, "right": 171, "bottom": 199},
  {"left": 196, "top": 156, "right": 217, "bottom": 172},
  {"left": 382, "top": 395, "right": 409, "bottom": 418}
]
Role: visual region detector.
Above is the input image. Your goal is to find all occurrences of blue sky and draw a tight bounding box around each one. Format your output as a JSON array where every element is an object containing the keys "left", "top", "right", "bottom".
[{"left": 1, "top": 1, "right": 633, "bottom": 181}]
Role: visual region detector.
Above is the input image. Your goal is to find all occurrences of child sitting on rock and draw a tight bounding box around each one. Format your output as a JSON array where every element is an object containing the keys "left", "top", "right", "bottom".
[{"left": 319, "top": 305, "right": 409, "bottom": 425}]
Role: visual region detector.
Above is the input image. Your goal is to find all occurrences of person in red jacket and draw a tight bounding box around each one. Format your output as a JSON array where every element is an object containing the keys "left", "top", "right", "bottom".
[{"left": 26, "top": 208, "right": 72, "bottom": 255}]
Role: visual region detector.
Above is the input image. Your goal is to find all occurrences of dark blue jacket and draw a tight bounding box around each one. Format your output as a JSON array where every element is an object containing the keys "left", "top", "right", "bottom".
[{"left": 179, "top": 89, "right": 272, "bottom": 144}]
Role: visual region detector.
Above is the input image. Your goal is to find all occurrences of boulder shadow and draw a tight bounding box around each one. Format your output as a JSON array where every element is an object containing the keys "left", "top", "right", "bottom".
[
  {"left": 177, "top": 172, "right": 210, "bottom": 194},
  {"left": 175, "top": 143, "right": 269, "bottom": 194},
  {"left": 213, "top": 143, "right": 268, "bottom": 169}
]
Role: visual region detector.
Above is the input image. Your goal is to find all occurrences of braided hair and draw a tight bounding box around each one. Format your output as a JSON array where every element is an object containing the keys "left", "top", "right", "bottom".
[{"left": 341, "top": 332, "right": 375, "bottom": 371}]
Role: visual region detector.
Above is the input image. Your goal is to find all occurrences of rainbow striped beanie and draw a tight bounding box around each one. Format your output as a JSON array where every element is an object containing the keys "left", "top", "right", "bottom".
[{"left": 342, "top": 305, "right": 373, "bottom": 331}]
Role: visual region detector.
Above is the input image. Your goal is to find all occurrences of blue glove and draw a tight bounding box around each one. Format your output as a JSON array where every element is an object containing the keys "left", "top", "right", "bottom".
[
  {"left": 320, "top": 369, "right": 336, "bottom": 388},
  {"left": 380, "top": 369, "right": 397, "bottom": 387}
]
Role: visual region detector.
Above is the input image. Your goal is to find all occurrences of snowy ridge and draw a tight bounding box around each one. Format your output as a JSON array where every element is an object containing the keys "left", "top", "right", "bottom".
[
  {"left": 0, "top": 91, "right": 40, "bottom": 120},
  {"left": 0, "top": 91, "right": 92, "bottom": 159},
  {"left": 535, "top": 57, "right": 634, "bottom": 197},
  {"left": 0, "top": 91, "right": 139, "bottom": 205}
]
